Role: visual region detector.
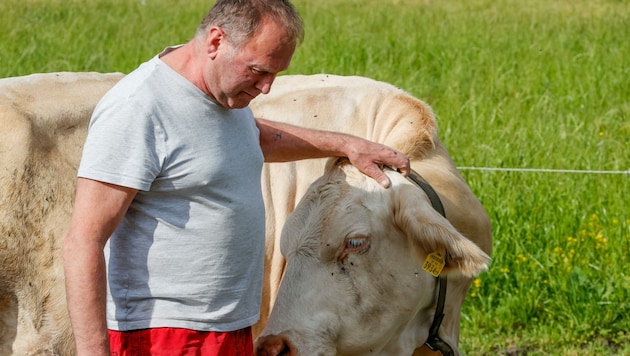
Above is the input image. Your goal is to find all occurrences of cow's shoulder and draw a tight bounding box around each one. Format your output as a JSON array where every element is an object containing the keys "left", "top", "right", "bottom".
[
  {"left": 0, "top": 72, "right": 123, "bottom": 138},
  {"left": 0, "top": 72, "right": 123, "bottom": 177}
]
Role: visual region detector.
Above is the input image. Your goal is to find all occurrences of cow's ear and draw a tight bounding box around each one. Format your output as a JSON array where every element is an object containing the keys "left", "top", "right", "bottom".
[{"left": 392, "top": 184, "right": 490, "bottom": 277}]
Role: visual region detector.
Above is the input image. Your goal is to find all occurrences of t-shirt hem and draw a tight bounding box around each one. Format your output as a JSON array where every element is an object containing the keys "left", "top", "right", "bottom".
[{"left": 107, "top": 314, "right": 261, "bottom": 333}]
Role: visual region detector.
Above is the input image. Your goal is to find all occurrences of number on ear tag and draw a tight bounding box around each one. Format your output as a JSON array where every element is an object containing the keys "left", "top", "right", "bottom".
[{"left": 422, "top": 251, "right": 445, "bottom": 277}]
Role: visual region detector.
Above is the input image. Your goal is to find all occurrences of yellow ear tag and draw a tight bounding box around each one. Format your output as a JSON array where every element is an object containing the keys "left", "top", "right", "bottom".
[{"left": 422, "top": 251, "right": 445, "bottom": 277}]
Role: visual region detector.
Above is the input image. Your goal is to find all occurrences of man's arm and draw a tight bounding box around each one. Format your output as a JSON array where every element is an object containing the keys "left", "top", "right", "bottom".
[
  {"left": 62, "top": 178, "right": 138, "bottom": 356},
  {"left": 256, "top": 118, "right": 410, "bottom": 188}
]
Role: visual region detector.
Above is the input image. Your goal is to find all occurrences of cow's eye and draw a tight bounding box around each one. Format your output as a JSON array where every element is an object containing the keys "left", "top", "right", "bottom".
[
  {"left": 343, "top": 235, "right": 370, "bottom": 253},
  {"left": 347, "top": 238, "right": 365, "bottom": 248}
]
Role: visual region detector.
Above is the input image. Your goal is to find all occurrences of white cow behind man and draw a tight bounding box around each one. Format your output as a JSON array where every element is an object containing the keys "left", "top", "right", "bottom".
[{"left": 0, "top": 72, "right": 491, "bottom": 355}]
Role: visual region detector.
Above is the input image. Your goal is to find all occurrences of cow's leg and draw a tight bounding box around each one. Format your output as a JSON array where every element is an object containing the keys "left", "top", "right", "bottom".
[
  {"left": 12, "top": 287, "right": 49, "bottom": 355},
  {"left": 10, "top": 275, "right": 74, "bottom": 356}
]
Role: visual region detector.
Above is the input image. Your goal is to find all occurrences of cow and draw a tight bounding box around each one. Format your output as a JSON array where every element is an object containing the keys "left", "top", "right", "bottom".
[
  {"left": 0, "top": 72, "right": 491, "bottom": 355},
  {"left": 251, "top": 75, "right": 492, "bottom": 355}
]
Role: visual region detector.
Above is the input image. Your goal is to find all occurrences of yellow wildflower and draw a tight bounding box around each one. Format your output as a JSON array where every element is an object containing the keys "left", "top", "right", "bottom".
[{"left": 474, "top": 278, "right": 482, "bottom": 288}]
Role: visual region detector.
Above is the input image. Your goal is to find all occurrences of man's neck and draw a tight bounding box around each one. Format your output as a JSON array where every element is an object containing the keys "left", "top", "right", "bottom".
[{"left": 159, "top": 41, "right": 211, "bottom": 97}]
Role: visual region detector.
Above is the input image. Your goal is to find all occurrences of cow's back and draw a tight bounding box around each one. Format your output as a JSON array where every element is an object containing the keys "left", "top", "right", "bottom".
[{"left": 0, "top": 72, "right": 123, "bottom": 355}]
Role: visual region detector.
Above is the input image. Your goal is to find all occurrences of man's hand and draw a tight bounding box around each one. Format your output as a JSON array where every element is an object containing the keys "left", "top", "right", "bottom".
[{"left": 345, "top": 139, "right": 410, "bottom": 188}]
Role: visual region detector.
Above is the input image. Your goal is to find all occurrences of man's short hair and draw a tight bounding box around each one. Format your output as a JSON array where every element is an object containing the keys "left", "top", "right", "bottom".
[{"left": 197, "top": 0, "right": 304, "bottom": 48}]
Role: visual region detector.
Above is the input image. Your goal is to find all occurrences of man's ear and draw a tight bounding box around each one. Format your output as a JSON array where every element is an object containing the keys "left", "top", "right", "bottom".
[
  {"left": 205, "top": 26, "right": 225, "bottom": 59},
  {"left": 392, "top": 183, "right": 490, "bottom": 277}
]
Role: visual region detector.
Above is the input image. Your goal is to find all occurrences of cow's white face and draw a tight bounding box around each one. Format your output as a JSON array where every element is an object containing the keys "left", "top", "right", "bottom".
[{"left": 255, "top": 159, "right": 490, "bottom": 356}]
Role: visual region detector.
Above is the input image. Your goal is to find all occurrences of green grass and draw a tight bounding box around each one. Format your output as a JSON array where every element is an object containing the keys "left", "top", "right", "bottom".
[{"left": 2, "top": 0, "right": 629, "bottom": 354}]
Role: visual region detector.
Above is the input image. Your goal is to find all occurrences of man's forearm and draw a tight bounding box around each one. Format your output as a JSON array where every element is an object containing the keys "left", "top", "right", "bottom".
[
  {"left": 257, "top": 118, "right": 348, "bottom": 162},
  {"left": 63, "top": 238, "right": 110, "bottom": 356}
]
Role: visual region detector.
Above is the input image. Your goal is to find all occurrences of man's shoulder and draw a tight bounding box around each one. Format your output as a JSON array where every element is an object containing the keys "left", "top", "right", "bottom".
[{"left": 113, "top": 57, "right": 163, "bottom": 94}]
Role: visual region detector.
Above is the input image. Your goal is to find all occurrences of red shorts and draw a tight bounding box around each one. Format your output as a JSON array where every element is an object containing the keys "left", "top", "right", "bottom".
[{"left": 108, "top": 327, "right": 253, "bottom": 356}]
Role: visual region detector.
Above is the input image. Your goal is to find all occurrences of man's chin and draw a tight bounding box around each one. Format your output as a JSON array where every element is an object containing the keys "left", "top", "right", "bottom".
[
  {"left": 227, "top": 95, "right": 256, "bottom": 109},
  {"left": 226, "top": 101, "right": 251, "bottom": 109}
]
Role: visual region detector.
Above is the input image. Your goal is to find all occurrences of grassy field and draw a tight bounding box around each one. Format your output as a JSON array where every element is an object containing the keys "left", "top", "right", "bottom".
[{"left": 1, "top": 0, "right": 629, "bottom": 354}]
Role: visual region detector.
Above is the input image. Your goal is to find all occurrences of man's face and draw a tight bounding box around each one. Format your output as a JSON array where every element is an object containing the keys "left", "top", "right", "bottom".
[{"left": 209, "top": 18, "right": 296, "bottom": 109}]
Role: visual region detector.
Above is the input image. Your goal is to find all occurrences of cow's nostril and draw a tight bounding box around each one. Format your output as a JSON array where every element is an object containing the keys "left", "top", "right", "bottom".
[
  {"left": 254, "top": 334, "right": 296, "bottom": 356},
  {"left": 278, "top": 343, "right": 291, "bottom": 356}
]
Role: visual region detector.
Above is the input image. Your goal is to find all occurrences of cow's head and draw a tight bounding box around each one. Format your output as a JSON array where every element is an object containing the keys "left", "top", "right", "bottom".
[{"left": 255, "top": 158, "right": 490, "bottom": 355}]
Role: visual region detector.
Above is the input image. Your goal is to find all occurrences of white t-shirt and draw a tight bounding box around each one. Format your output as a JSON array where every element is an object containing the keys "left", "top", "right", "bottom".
[{"left": 78, "top": 51, "right": 266, "bottom": 332}]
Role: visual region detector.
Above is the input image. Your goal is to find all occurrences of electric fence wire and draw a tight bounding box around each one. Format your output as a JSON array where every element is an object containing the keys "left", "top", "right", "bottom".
[{"left": 456, "top": 167, "right": 630, "bottom": 176}]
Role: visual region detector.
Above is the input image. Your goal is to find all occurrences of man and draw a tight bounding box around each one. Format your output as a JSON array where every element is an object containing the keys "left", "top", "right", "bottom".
[{"left": 63, "top": 0, "right": 410, "bottom": 355}]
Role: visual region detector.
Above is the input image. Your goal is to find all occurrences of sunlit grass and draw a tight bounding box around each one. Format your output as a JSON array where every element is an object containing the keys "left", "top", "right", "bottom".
[{"left": 1, "top": 0, "right": 628, "bottom": 354}]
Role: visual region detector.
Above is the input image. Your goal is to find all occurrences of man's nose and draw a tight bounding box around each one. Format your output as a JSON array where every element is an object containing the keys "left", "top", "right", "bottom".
[{"left": 256, "top": 74, "right": 276, "bottom": 95}]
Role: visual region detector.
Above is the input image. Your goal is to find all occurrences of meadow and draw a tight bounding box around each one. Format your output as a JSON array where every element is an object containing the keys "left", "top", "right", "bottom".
[{"left": 1, "top": 0, "right": 628, "bottom": 354}]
